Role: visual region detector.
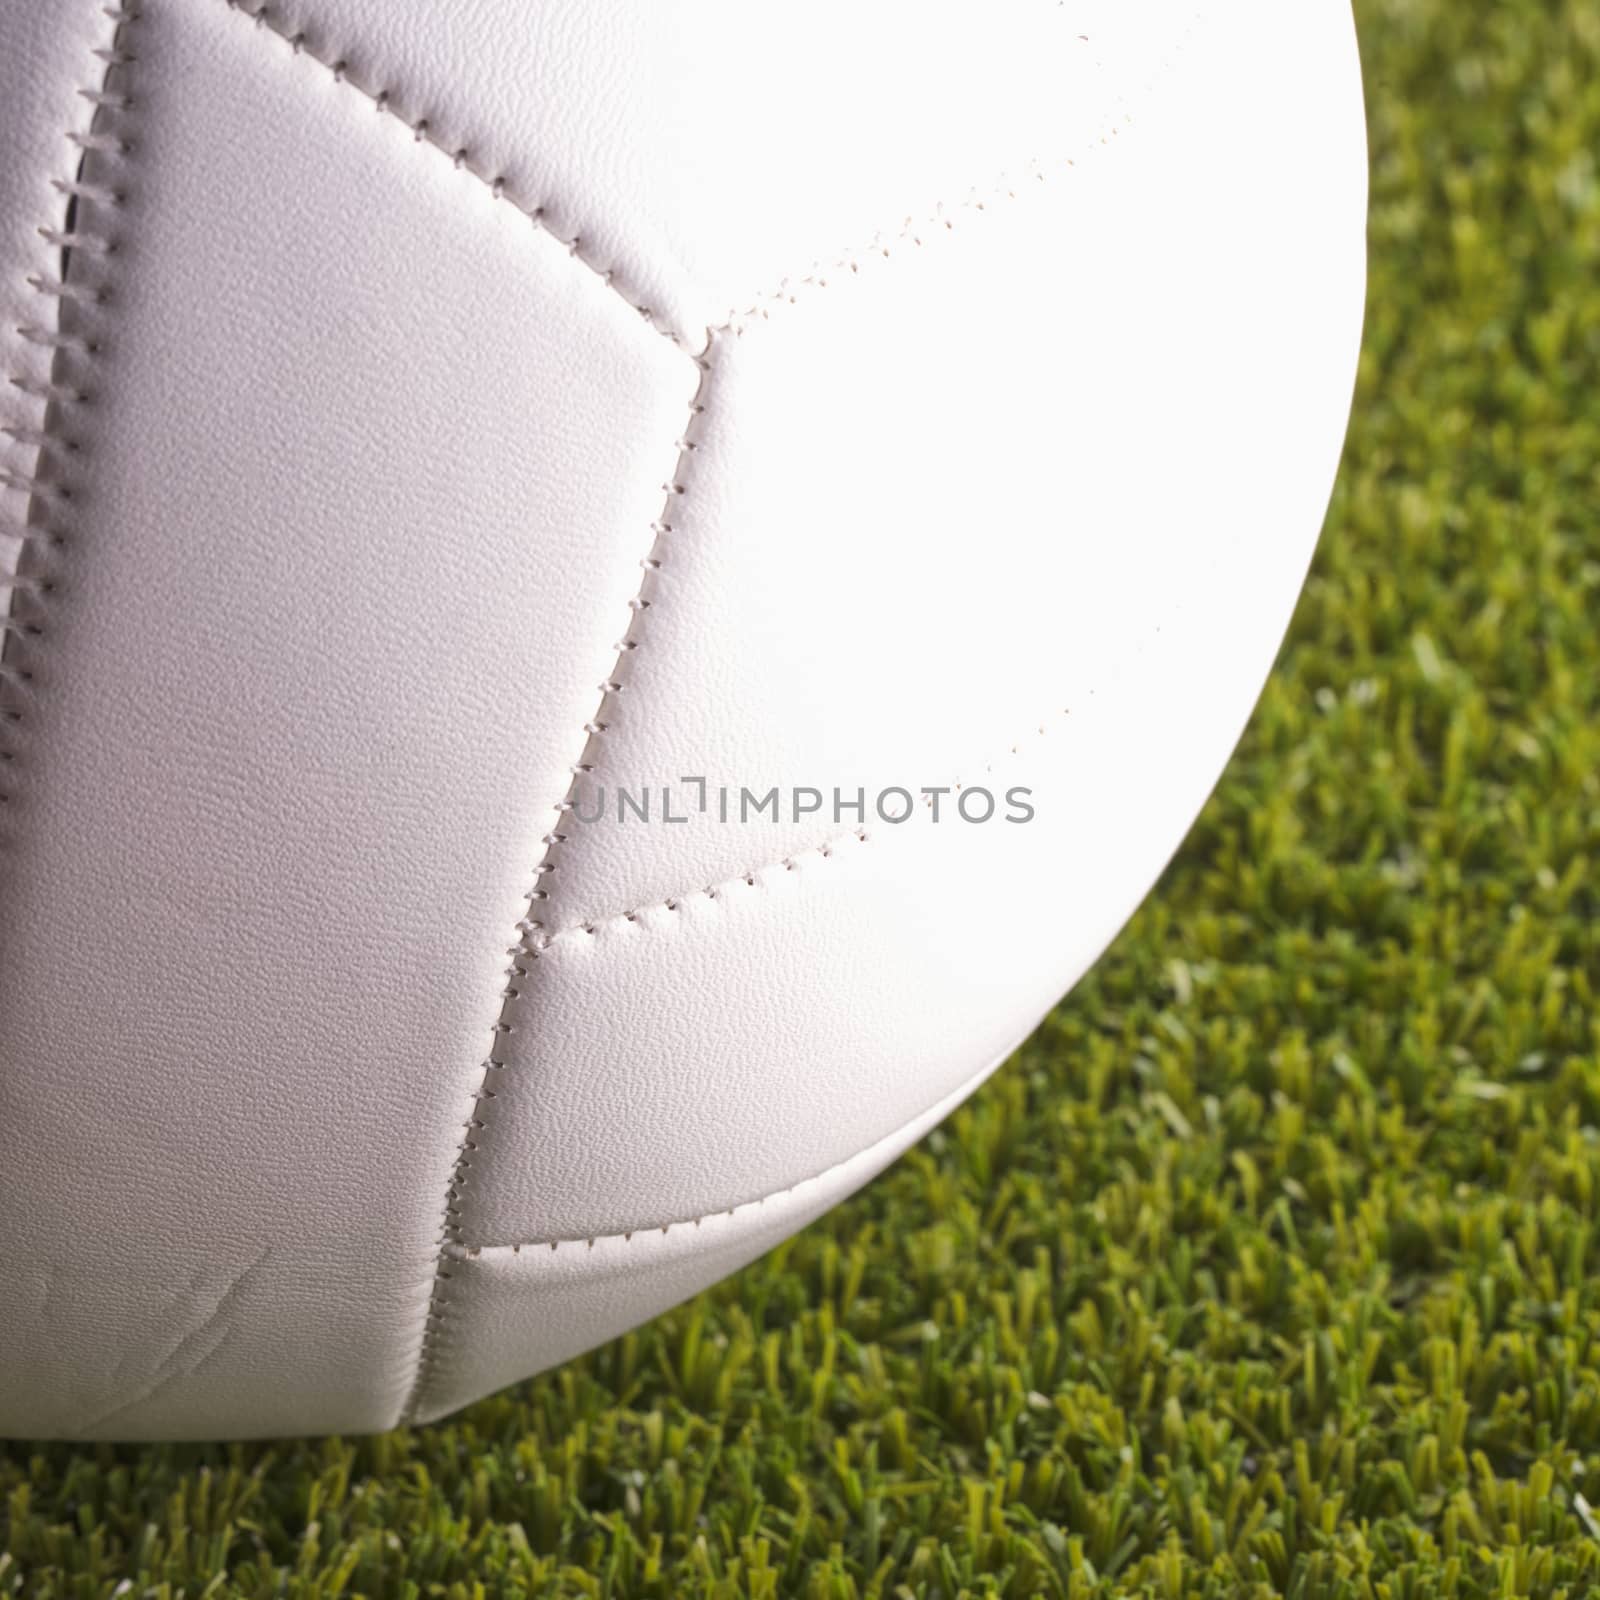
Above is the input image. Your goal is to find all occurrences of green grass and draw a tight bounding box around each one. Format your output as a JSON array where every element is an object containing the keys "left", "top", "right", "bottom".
[{"left": 6, "top": 0, "right": 1600, "bottom": 1593}]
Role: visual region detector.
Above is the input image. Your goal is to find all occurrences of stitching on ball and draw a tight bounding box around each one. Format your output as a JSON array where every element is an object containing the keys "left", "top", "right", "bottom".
[
  {"left": 400, "top": 344, "right": 717, "bottom": 1426},
  {"left": 402, "top": 690, "right": 1071, "bottom": 1403},
  {"left": 219, "top": 1, "right": 1199, "bottom": 359},
  {"left": 202, "top": 0, "right": 1196, "bottom": 1420},
  {"left": 424, "top": 701, "right": 1069, "bottom": 1259},
  {"left": 1, "top": 4, "right": 137, "bottom": 833},
  {"left": 709, "top": 11, "right": 1201, "bottom": 338},
  {"left": 524, "top": 705, "right": 1076, "bottom": 951},
  {"left": 217, "top": 1, "right": 695, "bottom": 352},
  {"left": 450, "top": 1039, "right": 1008, "bottom": 1257}
]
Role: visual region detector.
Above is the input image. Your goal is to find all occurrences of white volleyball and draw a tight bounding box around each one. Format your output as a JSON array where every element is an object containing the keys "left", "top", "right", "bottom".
[{"left": 0, "top": 0, "right": 1366, "bottom": 1438}]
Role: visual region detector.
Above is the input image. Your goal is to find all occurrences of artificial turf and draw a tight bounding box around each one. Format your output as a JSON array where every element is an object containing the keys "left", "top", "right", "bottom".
[{"left": 6, "top": 0, "right": 1600, "bottom": 1593}]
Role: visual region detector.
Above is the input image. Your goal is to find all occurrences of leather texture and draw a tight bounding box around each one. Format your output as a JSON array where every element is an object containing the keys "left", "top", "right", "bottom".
[
  {"left": 0, "top": 1, "right": 111, "bottom": 661},
  {"left": 421, "top": 1046, "right": 1015, "bottom": 1421},
  {"left": 198, "top": 0, "right": 1151, "bottom": 348},
  {"left": 0, "top": 0, "right": 1366, "bottom": 1438}
]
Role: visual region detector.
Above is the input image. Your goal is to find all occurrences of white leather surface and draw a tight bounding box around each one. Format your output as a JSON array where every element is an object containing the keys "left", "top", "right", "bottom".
[
  {"left": 0, "top": 2, "right": 106, "bottom": 411},
  {"left": 0, "top": 1, "right": 107, "bottom": 614},
  {"left": 413, "top": 1043, "right": 1015, "bottom": 1425},
  {"left": 0, "top": 0, "right": 1365, "bottom": 1438},
  {"left": 214, "top": 0, "right": 1179, "bottom": 348},
  {"left": 462, "top": 0, "right": 1369, "bottom": 1249},
  {"left": 0, "top": 0, "right": 693, "bottom": 1438}
]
